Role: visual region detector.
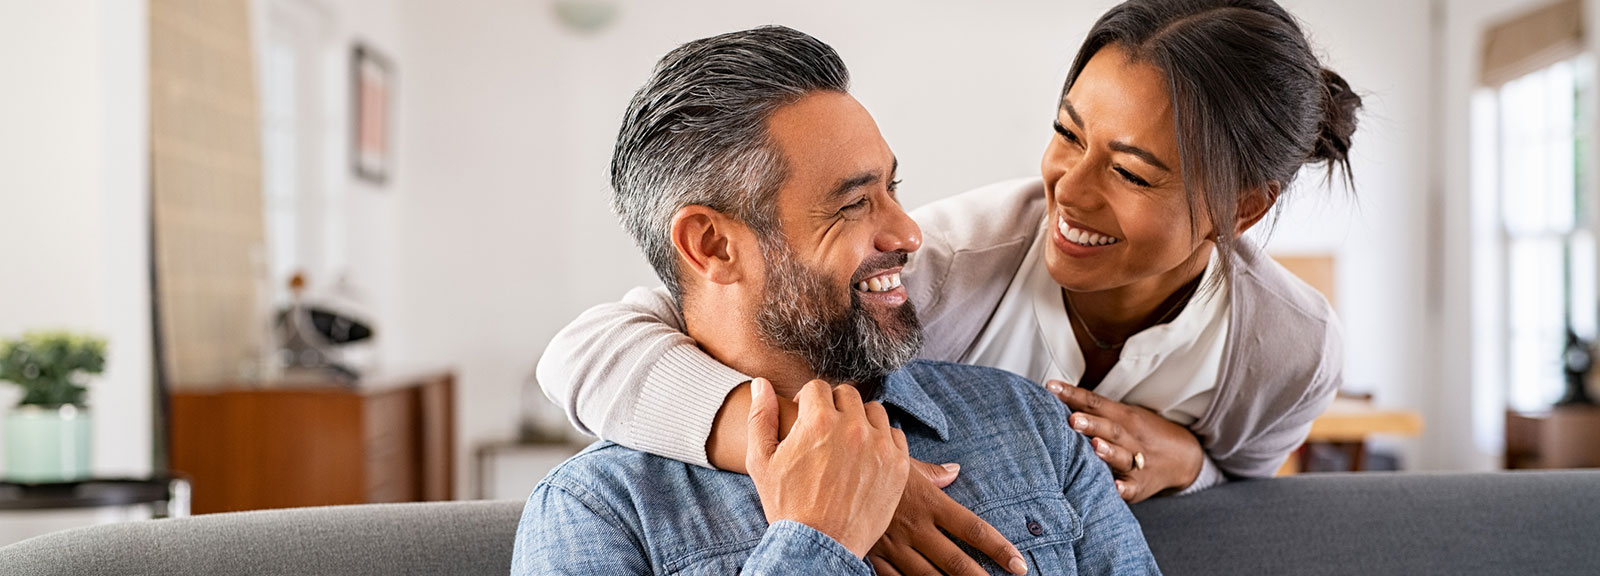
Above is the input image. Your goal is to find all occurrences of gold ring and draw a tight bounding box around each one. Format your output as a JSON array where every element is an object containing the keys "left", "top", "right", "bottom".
[{"left": 1132, "top": 452, "right": 1146, "bottom": 471}]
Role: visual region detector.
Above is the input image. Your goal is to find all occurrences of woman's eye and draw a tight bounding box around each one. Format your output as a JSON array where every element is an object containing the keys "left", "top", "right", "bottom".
[
  {"left": 1115, "top": 167, "right": 1151, "bottom": 188},
  {"left": 1053, "top": 121, "right": 1082, "bottom": 146}
]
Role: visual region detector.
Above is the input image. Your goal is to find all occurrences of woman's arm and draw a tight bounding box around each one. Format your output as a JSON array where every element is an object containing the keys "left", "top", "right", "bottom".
[
  {"left": 1209, "top": 315, "right": 1344, "bottom": 479},
  {"left": 535, "top": 286, "right": 751, "bottom": 467}
]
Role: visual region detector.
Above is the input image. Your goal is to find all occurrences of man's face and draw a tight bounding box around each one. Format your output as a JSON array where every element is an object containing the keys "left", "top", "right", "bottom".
[{"left": 753, "top": 91, "right": 925, "bottom": 386}]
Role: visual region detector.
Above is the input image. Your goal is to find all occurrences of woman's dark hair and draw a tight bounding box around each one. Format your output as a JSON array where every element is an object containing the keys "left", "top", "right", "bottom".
[{"left": 1064, "top": 0, "right": 1362, "bottom": 283}]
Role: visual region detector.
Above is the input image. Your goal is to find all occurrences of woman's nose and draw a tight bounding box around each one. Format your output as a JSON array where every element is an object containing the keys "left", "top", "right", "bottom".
[{"left": 1053, "top": 158, "right": 1104, "bottom": 211}]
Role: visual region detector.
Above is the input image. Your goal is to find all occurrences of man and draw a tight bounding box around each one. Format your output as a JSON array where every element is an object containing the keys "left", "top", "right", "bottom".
[{"left": 512, "top": 26, "right": 1159, "bottom": 575}]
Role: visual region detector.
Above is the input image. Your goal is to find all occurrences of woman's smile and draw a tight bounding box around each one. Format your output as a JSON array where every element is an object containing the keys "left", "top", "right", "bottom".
[
  {"left": 1058, "top": 214, "right": 1121, "bottom": 246},
  {"left": 1053, "top": 212, "right": 1123, "bottom": 259}
]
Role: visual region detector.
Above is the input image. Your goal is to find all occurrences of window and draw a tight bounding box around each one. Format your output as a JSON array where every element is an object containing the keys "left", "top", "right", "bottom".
[
  {"left": 257, "top": 0, "right": 335, "bottom": 305},
  {"left": 1492, "top": 56, "right": 1595, "bottom": 412}
]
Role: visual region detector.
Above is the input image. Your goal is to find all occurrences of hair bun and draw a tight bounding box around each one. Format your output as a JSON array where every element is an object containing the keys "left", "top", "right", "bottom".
[{"left": 1313, "top": 67, "right": 1362, "bottom": 169}]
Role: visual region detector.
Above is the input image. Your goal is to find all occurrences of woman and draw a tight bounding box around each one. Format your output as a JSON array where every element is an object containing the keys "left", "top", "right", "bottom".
[{"left": 540, "top": 0, "right": 1361, "bottom": 573}]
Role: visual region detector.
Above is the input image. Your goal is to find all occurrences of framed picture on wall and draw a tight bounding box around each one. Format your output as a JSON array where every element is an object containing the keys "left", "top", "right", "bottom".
[{"left": 352, "top": 43, "right": 393, "bottom": 184}]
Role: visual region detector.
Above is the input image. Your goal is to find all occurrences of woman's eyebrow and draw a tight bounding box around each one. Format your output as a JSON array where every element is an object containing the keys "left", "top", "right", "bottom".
[
  {"left": 1061, "top": 100, "right": 1086, "bottom": 128},
  {"left": 1062, "top": 99, "right": 1172, "bottom": 172},
  {"left": 1108, "top": 141, "right": 1171, "bottom": 172}
]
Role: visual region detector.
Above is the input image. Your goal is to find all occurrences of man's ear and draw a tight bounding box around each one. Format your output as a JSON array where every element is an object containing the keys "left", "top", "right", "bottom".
[
  {"left": 670, "top": 205, "right": 751, "bottom": 287},
  {"left": 1233, "top": 182, "right": 1280, "bottom": 238}
]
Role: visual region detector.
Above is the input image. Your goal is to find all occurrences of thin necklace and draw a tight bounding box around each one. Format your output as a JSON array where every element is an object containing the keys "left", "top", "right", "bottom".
[{"left": 1064, "top": 279, "right": 1202, "bottom": 351}]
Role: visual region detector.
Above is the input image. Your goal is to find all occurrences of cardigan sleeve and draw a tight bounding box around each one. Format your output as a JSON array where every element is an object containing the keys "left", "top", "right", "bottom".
[
  {"left": 535, "top": 286, "right": 749, "bottom": 468},
  {"left": 1200, "top": 274, "right": 1345, "bottom": 480},
  {"left": 1217, "top": 319, "right": 1342, "bottom": 479}
]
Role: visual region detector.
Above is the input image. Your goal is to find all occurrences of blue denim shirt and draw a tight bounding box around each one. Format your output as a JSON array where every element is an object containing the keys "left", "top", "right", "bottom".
[{"left": 512, "top": 360, "right": 1161, "bottom": 575}]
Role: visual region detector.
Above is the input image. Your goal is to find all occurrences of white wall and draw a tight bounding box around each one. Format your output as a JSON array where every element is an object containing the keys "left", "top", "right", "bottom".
[
  {"left": 324, "top": 0, "right": 406, "bottom": 368},
  {"left": 388, "top": 0, "right": 567, "bottom": 498},
  {"left": 1261, "top": 0, "right": 1437, "bottom": 468},
  {"left": 0, "top": 0, "right": 151, "bottom": 478}
]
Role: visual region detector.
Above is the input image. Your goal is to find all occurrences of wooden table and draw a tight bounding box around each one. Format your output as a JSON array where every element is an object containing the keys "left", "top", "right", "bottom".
[{"left": 1278, "top": 397, "right": 1424, "bottom": 475}]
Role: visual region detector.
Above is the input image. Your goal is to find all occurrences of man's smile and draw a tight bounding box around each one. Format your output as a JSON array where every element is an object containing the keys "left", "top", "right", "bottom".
[{"left": 854, "top": 269, "right": 903, "bottom": 293}]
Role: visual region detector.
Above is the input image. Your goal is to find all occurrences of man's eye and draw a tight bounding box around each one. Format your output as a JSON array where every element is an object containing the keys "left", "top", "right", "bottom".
[
  {"left": 842, "top": 197, "right": 870, "bottom": 214},
  {"left": 887, "top": 179, "right": 902, "bottom": 193}
]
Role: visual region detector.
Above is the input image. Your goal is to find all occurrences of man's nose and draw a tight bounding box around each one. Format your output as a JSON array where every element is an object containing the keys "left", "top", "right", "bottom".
[{"left": 875, "top": 200, "right": 922, "bottom": 254}]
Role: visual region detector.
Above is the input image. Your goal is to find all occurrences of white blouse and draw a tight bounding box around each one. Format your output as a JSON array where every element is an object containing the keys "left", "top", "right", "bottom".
[{"left": 963, "top": 227, "right": 1231, "bottom": 428}]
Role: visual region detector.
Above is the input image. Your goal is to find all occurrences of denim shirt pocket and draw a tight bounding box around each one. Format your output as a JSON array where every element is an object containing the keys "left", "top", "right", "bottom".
[
  {"left": 669, "top": 554, "right": 746, "bottom": 576},
  {"left": 974, "top": 491, "right": 1084, "bottom": 575},
  {"left": 663, "top": 538, "right": 760, "bottom": 575}
]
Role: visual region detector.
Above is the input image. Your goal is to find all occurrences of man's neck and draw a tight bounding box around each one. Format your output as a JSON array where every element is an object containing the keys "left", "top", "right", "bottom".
[
  {"left": 682, "top": 291, "right": 883, "bottom": 399},
  {"left": 682, "top": 296, "right": 818, "bottom": 398}
]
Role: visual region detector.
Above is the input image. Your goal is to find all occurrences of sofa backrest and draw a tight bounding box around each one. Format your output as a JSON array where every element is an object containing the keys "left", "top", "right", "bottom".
[
  {"left": 1130, "top": 470, "right": 1600, "bottom": 576},
  {"left": 4, "top": 471, "right": 1599, "bottom": 575},
  {"left": 0, "top": 499, "right": 522, "bottom": 576}
]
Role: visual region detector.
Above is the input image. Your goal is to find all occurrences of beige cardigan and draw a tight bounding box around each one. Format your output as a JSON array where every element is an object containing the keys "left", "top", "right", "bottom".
[{"left": 537, "top": 178, "right": 1343, "bottom": 479}]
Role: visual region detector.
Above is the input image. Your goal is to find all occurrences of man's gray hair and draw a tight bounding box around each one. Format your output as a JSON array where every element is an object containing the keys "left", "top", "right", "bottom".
[{"left": 610, "top": 26, "right": 850, "bottom": 302}]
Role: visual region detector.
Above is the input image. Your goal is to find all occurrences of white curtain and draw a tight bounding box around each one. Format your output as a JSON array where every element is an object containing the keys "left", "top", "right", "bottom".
[{"left": 149, "top": 0, "right": 266, "bottom": 389}]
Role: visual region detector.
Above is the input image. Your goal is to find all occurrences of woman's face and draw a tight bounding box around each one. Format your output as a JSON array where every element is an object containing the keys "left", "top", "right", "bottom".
[{"left": 1040, "top": 44, "right": 1213, "bottom": 295}]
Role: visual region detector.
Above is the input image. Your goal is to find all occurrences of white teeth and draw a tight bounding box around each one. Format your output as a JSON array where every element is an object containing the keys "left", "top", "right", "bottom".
[
  {"left": 855, "top": 272, "right": 902, "bottom": 293},
  {"left": 1058, "top": 216, "right": 1119, "bottom": 247}
]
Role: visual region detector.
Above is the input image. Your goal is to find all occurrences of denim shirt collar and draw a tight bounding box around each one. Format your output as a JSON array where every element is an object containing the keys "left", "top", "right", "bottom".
[{"left": 874, "top": 369, "right": 951, "bottom": 442}]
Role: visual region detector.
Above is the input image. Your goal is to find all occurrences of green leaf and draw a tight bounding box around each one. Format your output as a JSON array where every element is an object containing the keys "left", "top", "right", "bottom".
[{"left": 0, "top": 331, "right": 107, "bottom": 408}]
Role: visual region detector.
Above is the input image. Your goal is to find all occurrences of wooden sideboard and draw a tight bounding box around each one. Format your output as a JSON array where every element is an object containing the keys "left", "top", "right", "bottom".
[
  {"left": 170, "top": 370, "right": 454, "bottom": 514},
  {"left": 1507, "top": 405, "right": 1600, "bottom": 469}
]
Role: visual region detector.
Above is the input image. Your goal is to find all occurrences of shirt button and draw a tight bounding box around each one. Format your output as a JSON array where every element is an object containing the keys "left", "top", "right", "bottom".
[{"left": 1027, "top": 520, "right": 1044, "bottom": 536}]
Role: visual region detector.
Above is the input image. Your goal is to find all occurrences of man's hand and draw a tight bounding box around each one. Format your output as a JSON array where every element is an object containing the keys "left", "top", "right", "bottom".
[
  {"left": 1047, "top": 380, "right": 1204, "bottom": 502},
  {"left": 747, "top": 378, "right": 910, "bottom": 558}
]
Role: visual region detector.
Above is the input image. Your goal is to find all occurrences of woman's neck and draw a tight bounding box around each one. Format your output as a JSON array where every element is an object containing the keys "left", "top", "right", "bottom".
[{"left": 1066, "top": 245, "right": 1212, "bottom": 343}]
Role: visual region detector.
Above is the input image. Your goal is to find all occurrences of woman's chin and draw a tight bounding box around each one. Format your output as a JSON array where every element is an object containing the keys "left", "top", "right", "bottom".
[{"left": 1044, "top": 248, "right": 1119, "bottom": 293}]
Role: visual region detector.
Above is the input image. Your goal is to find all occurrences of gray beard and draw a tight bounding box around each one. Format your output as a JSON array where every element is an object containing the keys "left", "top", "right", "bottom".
[{"left": 754, "top": 244, "right": 924, "bottom": 389}]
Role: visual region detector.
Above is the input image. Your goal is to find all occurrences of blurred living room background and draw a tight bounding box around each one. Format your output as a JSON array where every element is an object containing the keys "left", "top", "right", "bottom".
[{"left": 2, "top": 0, "right": 1597, "bottom": 546}]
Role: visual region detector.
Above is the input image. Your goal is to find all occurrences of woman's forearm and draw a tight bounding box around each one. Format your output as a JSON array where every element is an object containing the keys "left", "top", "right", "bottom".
[
  {"left": 708, "top": 382, "right": 798, "bottom": 473},
  {"left": 537, "top": 286, "right": 749, "bottom": 467}
]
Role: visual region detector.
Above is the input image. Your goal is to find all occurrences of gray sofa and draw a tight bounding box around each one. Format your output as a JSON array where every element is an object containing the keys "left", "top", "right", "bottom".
[{"left": 3, "top": 471, "right": 1598, "bottom": 575}]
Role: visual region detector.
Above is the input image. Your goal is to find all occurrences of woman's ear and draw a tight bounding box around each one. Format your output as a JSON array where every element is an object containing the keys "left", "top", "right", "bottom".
[
  {"left": 670, "top": 205, "right": 749, "bottom": 287},
  {"left": 1233, "top": 182, "right": 1280, "bottom": 237}
]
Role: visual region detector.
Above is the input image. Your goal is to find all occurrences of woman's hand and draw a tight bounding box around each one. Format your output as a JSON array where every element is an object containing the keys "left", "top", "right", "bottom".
[
  {"left": 1046, "top": 380, "right": 1203, "bottom": 503},
  {"left": 867, "top": 460, "right": 1029, "bottom": 576}
]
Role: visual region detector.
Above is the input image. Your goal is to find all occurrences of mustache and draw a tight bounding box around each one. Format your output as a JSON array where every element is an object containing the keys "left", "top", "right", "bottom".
[{"left": 850, "top": 252, "right": 910, "bottom": 284}]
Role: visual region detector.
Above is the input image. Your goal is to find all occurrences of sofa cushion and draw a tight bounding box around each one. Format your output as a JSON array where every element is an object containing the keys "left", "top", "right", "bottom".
[{"left": 4, "top": 471, "right": 1598, "bottom": 575}]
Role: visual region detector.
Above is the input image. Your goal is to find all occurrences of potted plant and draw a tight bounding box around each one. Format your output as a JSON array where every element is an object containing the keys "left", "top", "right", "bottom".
[{"left": 0, "top": 331, "right": 105, "bottom": 483}]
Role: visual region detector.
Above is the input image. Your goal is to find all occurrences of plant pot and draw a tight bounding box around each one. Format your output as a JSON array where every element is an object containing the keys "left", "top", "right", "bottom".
[{"left": 3, "top": 404, "right": 92, "bottom": 483}]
